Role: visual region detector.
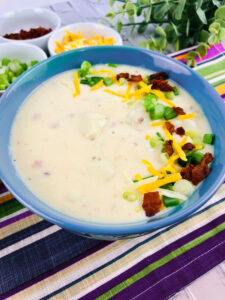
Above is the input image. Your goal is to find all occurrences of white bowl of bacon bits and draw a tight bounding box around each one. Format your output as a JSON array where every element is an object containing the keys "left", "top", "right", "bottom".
[{"left": 0, "top": 8, "right": 61, "bottom": 51}]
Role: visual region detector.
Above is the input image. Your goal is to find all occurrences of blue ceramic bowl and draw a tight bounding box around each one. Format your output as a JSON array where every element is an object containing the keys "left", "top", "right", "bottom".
[{"left": 0, "top": 46, "right": 225, "bottom": 240}]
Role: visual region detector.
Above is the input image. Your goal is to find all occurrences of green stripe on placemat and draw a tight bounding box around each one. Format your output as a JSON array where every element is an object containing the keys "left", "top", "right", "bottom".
[
  {"left": 97, "top": 222, "right": 225, "bottom": 300},
  {"left": 0, "top": 199, "right": 24, "bottom": 218}
]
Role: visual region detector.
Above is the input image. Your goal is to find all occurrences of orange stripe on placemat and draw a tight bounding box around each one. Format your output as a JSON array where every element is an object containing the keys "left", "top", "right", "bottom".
[
  {"left": 174, "top": 54, "right": 187, "bottom": 60},
  {"left": 214, "top": 83, "right": 225, "bottom": 95},
  {"left": 0, "top": 193, "right": 14, "bottom": 204}
]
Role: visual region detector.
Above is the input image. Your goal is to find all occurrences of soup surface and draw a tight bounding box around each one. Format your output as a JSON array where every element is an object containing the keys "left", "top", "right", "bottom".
[{"left": 10, "top": 64, "right": 213, "bottom": 223}]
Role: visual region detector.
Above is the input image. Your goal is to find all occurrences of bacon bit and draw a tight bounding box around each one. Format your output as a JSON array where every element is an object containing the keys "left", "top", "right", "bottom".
[
  {"left": 173, "top": 107, "right": 186, "bottom": 115},
  {"left": 116, "top": 73, "right": 129, "bottom": 80},
  {"left": 181, "top": 164, "right": 193, "bottom": 181},
  {"left": 165, "top": 121, "right": 175, "bottom": 134},
  {"left": 43, "top": 172, "right": 51, "bottom": 176},
  {"left": 201, "top": 152, "right": 213, "bottom": 165},
  {"left": 182, "top": 143, "right": 195, "bottom": 151},
  {"left": 192, "top": 165, "right": 210, "bottom": 185},
  {"left": 165, "top": 140, "right": 174, "bottom": 156},
  {"left": 138, "top": 117, "right": 144, "bottom": 124},
  {"left": 128, "top": 74, "right": 143, "bottom": 82},
  {"left": 142, "top": 191, "right": 162, "bottom": 217},
  {"left": 181, "top": 153, "right": 213, "bottom": 185},
  {"left": 151, "top": 79, "right": 174, "bottom": 92},
  {"left": 32, "top": 160, "right": 43, "bottom": 168},
  {"left": 4, "top": 27, "right": 52, "bottom": 40},
  {"left": 176, "top": 127, "right": 185, "bottom": 136},
  {"left": 150, "top": 72, "right": 168, "bottom": 80}
]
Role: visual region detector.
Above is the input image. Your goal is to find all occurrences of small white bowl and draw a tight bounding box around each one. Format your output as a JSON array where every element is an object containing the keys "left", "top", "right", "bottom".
[
  {"left": 0, "top": 8, "right": 61, "bottom": 52},
  {"left": 0, "top": 43, "right": 47, "bottom": 96},
  {"left": 48, "top": 22, "right": 123, "bottom": 56}
]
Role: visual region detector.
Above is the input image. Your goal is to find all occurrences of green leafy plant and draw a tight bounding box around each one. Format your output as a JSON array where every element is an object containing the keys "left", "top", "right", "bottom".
[{"left": 104, "top": 0, "right": 225, "bottom": 66}]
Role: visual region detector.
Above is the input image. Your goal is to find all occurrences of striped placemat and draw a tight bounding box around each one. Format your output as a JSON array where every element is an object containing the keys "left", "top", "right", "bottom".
[{"left": 0, "top": 44, "right": 225, "bottom": 300}]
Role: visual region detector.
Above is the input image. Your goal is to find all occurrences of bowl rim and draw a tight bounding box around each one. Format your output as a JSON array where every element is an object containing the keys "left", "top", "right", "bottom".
[
  {"left": 1, "top": 45, "right": 225, "bottom": 236},
  {"left": 0, "top": 7, "right": 61, "bottom": 42},
  {"left": 47, "top": 22, "right": 123, "bottom": 56}
]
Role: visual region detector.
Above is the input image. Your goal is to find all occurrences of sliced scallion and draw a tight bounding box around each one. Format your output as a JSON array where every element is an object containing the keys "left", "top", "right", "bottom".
[
  {"left": 164, "top": 106, "right": 177, "bottom": 120},
  {"left": 122, "top": 191, "right": 139, "bottom": 201},
  {"left": 163, "top": 196, "right": 180, "bottom": 207},
  {"left": 150, "top": 104, "right": 165, "bottom": 120},
  {"left": 107, "top": 63, "right": 118, "bottom": 68},
  {"left": 203, "top": 133, "right": 215, "bottom": 145},
  {"left": 165, "top": 91, "right": 174, "bottom": 100}
]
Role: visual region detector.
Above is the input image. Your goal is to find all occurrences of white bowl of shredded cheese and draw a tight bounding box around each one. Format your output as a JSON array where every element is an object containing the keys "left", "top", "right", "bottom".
[{"left": 48, "top": 22, "right": 123, "bottom": 56}]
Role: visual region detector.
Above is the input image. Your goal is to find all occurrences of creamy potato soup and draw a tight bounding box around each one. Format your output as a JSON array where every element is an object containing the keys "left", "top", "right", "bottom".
[{"left": 10, "top": 63, "right": 214, "bottom": 223}]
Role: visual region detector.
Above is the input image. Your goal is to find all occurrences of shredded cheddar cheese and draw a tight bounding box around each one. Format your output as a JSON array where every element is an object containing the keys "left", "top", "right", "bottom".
[
  {"left": 123, "top": 81, "right": 132, "bottom": 102},
  {"left": 195, "top": 144, "right": 202, "bottom": 150},
  {"left": 141, "top": 159, "right": 163, "bottom": 178},
  {"left": 103, "top": 89, "right": 125, "bottom": 98},
  {"left": 178, "top": 113, "right": 196, "bottom": 120},
  {"left": 54, "top": 30, "right": 115, "bottom": 54},
  {"left": 90, "top": 79, "right": 104, "bottom": 91},
  {"left": 134, "top": 174, "right": 143, "bottom": 181},
  {"left": 145, "top": 134, "right": 150, "bottom": 140},
  {"left": 137, "top": 173, "right": 182, "bottom": 195},
  {"left": 73, "top": 72, "right": 80, "bottom": 98},
  {"left": 134, "top": 86, "right": 139, "bottom": 100},
  {"left": 129, "top": 85, "right": 151, "bottom": 98},
  {"left": 99, "top": 69, "right": 115, "bottom": 76},
  {"left": 150, "top": 89, "right": 176, "bottom": 107},
  {"left": 179, "top": 137, "right": 188, "bottom": 147},
  {"left": 151, "top": 121, "right": 172, "bottom": 127},
  {"left": 163, "top": 126, "right": 187, "bottom": 161}
]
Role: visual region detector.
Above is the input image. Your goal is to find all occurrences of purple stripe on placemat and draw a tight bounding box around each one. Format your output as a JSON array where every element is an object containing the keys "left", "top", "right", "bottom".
[
  {"left": 81, "top": 215, "right": 225, "bottom": 300},
  {"left": 117, "top": 231, "right": 225, "bottom": 300},
  {"left": 1, "top": 240, "right": 111, "bottom": 299},
  {"left": 195, "top": 44, "right": 225, "bottom": 63},
  {"left": 0, "top": 182, "right": 8, "bottom": 194},
  {"left": 0, "top": 210, "right": 33, "bottom": 228}
]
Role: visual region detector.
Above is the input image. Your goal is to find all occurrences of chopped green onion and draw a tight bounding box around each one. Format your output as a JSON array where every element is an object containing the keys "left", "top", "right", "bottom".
[
  {"left": 173, "top": 86, "right": 179, "bottom": 96},
  {"left": 150, "top": 104, "right": 165, "bottom": 120},
  {"left": 80, "top": 76, "right": 103, "bottom": 87},
  {"left": 0, "top": 73, "right": 9, "bottom": 85},
  {"left": 20, "top": 63, "right": 28, "bottom": 71},
  {"left": 203, "top": 133, "right": 215, "bottom": 145},
  {"left": 133, "top": 175, "right": 152, "bottom": 183},
  {"left": 127, "top": 100, "right": 135, "bottom": 107},
  {"left": 145, "top": 75, "right": 151, "bottom": 84},
  {"left": 191, "top": 151, "right": 204, "bottom": 164},
  {"left": 164, "top": 106, "right": 177, "bottom": 120},
  {"left": 103, "top": 77, "right": 114, "bottom": 86},
  {"left": 8, "top": 60, "right": 23, "bottom": 73},
  {"left": 0, "top": 58, "right": 39, "bottom": 91},
  {"left": 78, "top": 60, "right": 92, "bottom": 78},
  {"left": 150, "top": 136, "right": 161, "bottom": 148},
  {"left": 119, "top": 77, "right": 125, "bottom": 85},
  {"left": 156, "top": 132, "right": 164, "bottom": 141},
  {"left": 178, "top": 154, "right": 192, "bottom": 167},
  {"left": 165, "top": 91, "right": 174, "bottom": 100},
  {"left": 186, "top": 130, "right": 200, "bottom": 140},
  {"left": 122, "top": 191, "right": 138, "bottom": 201},
  {"left": 30, "top": 60, "right": 38, "bottom": 67},
  {"left": 2, "top": 58, "right": 11, "bottom": 66},
  {"left": 137, "top": 84, "right": 142, "bottom": 89},
  {"left": 161, "top": 144, "right": 166, "bottom": 153},
  {"left": 163, "top": 196, "right": 180, "bottom": 207},
  {"left": 161, "top": 183, "right": 174, "bottom": 190},
  {"left": 143, "top": 93, "right": 157, "bottom": 112},
  {"left": 107, "top": 63, "right": 118, "bottom": 68},
  {"left": 192, "top": 137, "right": 203, "bottom": 146}
]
